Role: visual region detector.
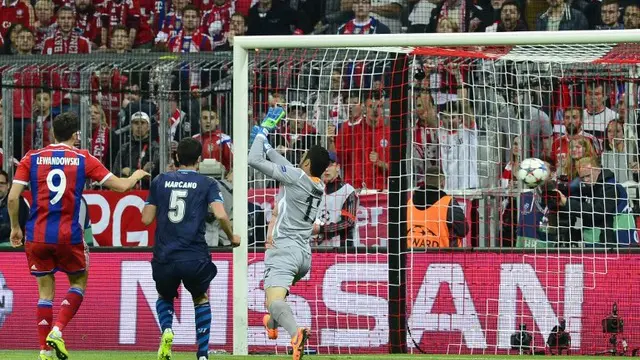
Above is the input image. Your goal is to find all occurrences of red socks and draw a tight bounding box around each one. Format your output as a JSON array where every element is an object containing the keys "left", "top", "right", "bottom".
[
  {"left": 53, "top": 287, "right": 85, "bottom": 331},
  {"left": 37, "top": 299, "right": 53, "bottom": 350}
]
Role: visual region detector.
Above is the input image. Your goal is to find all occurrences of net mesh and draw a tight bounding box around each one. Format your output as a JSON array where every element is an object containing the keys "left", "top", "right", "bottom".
[{"left": 246, "top": 48, "right": 401, "bottom": 355}]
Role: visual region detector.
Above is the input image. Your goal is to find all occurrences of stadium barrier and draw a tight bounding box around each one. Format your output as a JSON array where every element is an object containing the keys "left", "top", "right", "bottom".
[{"left": 0, "top": 250, "right": 639, "bottom": 355}]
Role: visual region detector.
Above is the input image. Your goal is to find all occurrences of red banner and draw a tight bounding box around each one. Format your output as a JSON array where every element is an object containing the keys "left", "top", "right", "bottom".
[{"left": 0, "top": 251, "right": 636, "bottom": 354}]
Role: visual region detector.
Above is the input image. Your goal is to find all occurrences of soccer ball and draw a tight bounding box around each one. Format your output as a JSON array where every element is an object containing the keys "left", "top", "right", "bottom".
[{"left": 516, "top": 158, "right": 549, "bottom": 188}]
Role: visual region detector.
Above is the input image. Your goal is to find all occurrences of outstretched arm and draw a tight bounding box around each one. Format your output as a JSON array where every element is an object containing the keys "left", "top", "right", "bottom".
[{"left": 248, "top": 134, "right": 302, "bottom": 185}]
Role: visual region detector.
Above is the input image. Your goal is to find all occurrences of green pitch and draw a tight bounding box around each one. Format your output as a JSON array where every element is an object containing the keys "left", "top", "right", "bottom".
[{"left": 0, "top": 352, "right": 610, "bottom": 360}]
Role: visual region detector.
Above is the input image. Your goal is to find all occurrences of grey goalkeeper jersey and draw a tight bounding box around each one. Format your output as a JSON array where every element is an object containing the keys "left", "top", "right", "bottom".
[{"left": 248, "top": 134, "right": 325, "bottom": 254}]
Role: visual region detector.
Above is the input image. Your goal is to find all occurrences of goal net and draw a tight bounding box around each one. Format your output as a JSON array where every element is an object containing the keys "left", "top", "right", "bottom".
[{"left": 235, "top": 34, "right": 640, "bottom": 356}]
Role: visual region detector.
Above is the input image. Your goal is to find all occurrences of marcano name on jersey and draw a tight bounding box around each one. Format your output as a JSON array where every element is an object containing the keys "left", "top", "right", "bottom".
[
  {"left": 164, "top": 181, "right": 198, "bottom": 189},
  {"left": 36, "top": 157, "right": 81, "bottom": 166}
]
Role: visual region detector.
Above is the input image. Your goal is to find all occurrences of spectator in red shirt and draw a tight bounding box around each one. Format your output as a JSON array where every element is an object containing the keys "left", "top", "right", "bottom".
[
  {"left": 23, "top": 90, "right": 53, "bottom": 154},
  {"left": 167, "top": 4, "right": 213, "bottom": 52},
  {"left": 192, "top": 107, "right": 233, "bottom": 171},
  {"left": 201, "top": 0, "right": 234, "bottom": 48},
  {"left": 75, "top": 0, "right": 104, "bottom": 48},
  {"left": 0, "top": 0, "right": 33, "bottom": 38},
  {"left": 329, "top": 92, "right": 362, "bottom": 187},
  {"left": 101, "top": 0, "right": 154, "bottom": 49},
  {"left": 14, "top": 26, "right": 35, "bottom": 55},
  {"left": 552, "top": 106, "right": 602, "bottom": 176},
  {"left": 331, "top": 91, "right": 389, "bottom": 190},
  {"left": 33, "top": 0, "right": 57, "bottom": 53},
  {"left": 167, "top": 5, "right": 213, "bottom": 95},
  {"left": 11, "top": 27, "right": 38, "bottom": 127},
  {"left": 155, "top": 0, "right": 191, "bottom": 44},
  {"left": 138, "top": 0, "right": 156, "bottom": 30},
  {"left": 91, "top": 65, "right": 129, "bottom": 127},
  {"left": 42, "top": 6, "right": 92, "bottom": 54},
  {"left": 108, "top": 25, "right": 131, "bottom": 53},
  {"left": 11, "top": 28, "right": 41, "bottom": 158},
  {"left": 90, "top": 102, "right": 111, "bottom": 165},
  {"left": 41, "top": 6, "right": 91, "bottom": 115}
]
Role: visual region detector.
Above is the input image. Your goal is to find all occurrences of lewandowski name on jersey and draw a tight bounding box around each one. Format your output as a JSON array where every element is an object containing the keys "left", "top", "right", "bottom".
[{"left": 35, "top": 157, "right": 81, "bottom": 166}]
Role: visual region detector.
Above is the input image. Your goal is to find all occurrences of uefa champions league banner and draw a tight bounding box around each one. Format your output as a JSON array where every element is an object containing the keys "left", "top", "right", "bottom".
[
  {"left": 0, "top": 251, "right": 636, "bottom": 354},
  {"left": 21, "top": 190, "right": 472, "bottom": 247}
]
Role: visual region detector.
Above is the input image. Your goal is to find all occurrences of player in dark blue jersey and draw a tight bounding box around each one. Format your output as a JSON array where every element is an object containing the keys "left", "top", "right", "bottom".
[{"left": 142, "top": 138, "right": 240, "bottom": 360}]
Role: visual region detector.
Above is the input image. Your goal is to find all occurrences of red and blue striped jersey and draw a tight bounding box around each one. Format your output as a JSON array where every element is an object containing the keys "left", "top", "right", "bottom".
[{"left": 14, "top": 144, "right": 113, "bottom": 245}]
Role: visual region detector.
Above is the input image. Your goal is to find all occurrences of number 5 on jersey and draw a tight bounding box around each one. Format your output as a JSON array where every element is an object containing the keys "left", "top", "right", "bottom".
[{"left": 169, "top": 190, "right": 188, "bottom": 223}]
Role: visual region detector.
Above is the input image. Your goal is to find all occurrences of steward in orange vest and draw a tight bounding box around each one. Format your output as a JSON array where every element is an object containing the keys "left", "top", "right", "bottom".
[{"left": 407, "top": 169, "right": 468, "bottom": 248}]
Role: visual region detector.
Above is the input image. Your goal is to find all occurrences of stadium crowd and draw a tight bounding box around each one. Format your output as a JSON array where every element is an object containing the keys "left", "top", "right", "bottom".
[{"left": 1, "top": 0, "right": 640, "bottom": 249}]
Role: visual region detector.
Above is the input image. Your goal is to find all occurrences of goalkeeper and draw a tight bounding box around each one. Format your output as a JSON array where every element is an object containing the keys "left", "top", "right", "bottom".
[{"left": 247, "top": 107, "right": 331, "bottom": 360}]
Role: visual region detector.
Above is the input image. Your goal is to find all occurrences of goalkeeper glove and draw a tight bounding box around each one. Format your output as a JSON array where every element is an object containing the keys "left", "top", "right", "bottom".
[
  {"left": 260, "top": 106, "right": 286, "bottom": 132},
  {"left": 249, "top": 107, "right": 286, "bottom": 147}
]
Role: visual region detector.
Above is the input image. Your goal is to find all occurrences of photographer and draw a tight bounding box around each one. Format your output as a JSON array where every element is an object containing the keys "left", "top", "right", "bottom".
[
  {"left": 547, "top": 318, "right": 571, "bottom": 355},
  {"left": 511, "top": 324, "right": 532, "bottom": 355},
  {"left": 551, "top": 157, "right": 637, "bottom": 247}
]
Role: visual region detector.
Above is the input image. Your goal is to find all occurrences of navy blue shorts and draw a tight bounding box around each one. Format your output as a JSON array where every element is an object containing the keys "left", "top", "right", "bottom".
[{"left": 151, "top": 259, "right": 217, "bottom": 299}]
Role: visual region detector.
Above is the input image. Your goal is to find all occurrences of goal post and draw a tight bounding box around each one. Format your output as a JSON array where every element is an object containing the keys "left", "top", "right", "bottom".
[{"left": 232, "top": 30, "right": 640, "bottom": 356}]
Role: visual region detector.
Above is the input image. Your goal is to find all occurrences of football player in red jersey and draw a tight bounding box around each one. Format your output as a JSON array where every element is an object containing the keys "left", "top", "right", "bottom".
[{"left": 8, "top": 113, "right": 150, "bottom": 360}]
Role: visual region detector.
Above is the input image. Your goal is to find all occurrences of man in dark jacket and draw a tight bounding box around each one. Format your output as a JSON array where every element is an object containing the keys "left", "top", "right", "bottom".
[
  {"left": 535, "top": 0, "right": 588, "bottom": 31},
  {"left": 407, "top": 167, "right": 468, "bottom": 248},
  {"left": 112, "top": 112, "right": 160, "bottom": 189},
  {"left": 554, "top": 157, "right": 637, "bottom": 247},
  {"left": 247, "top": 0, "right": 300, "bottom": 35}
]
